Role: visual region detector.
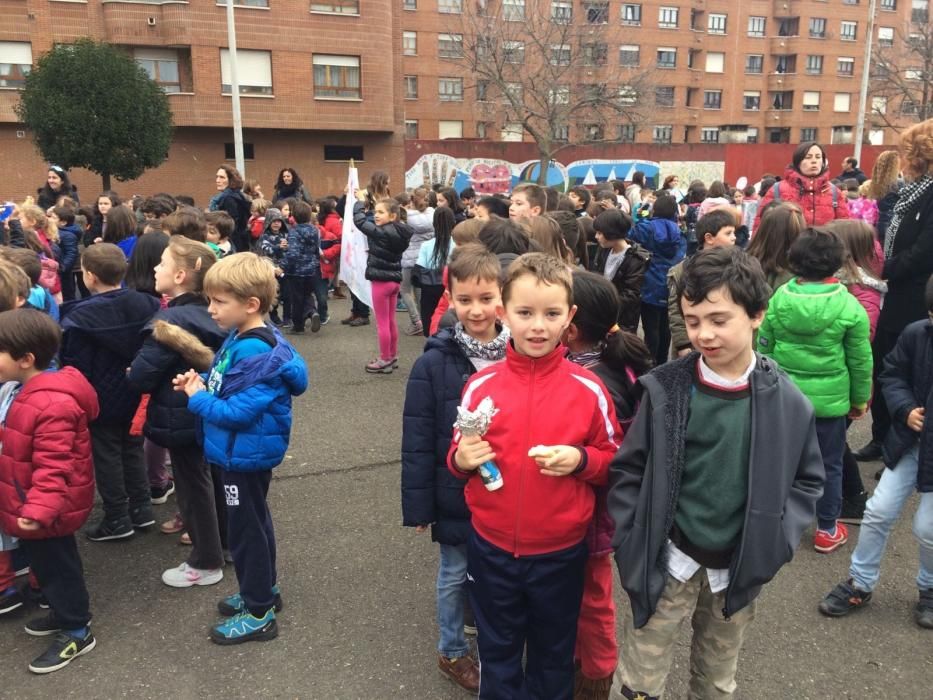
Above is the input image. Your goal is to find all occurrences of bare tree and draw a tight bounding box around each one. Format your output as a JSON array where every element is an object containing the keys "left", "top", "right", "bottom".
[
  {"left": 444, "top": 0, "right": 654, "bottom": 185},
  {"left": 870, "top": 20, "right": 933, "bottom": 130}
]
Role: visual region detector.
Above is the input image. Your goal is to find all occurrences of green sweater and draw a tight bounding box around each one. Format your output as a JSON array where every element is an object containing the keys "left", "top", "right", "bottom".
[
  {"left": 757, "top": 278, "right": 872, "bottom": 418},
  {"left": 674, "top": 372, "right": 751, "bottom": 564}
]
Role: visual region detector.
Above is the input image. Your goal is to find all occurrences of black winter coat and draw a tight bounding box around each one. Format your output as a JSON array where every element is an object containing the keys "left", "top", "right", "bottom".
[
  {"left": 212, "top": 189, "right": 252, "bottom": 253},
  {"left": 401, "top": 328, "right": 475, "bottom": 545},
  {"left": 879, "top": 186, "right": 933, "bottom": 335},
  {"left": 127, "top": 294, "right": 227, "bottom": 449},
  {"left": 593, "top": 243, "right": 651, "bottom": 333},
  {"left": 880, "top": 319, "right": 933, "bottom": 492},
  {"left": 353, "top": 202, "right": 413, "bottom": 283},
  {"left": 60, "top": 289, "right": 161, "bottom": 424},
  {"left": 876, "top": 190, "right": 899, "bottom": 250}
]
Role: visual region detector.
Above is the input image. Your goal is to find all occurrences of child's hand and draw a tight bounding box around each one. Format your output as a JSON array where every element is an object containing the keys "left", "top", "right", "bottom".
[
  {"left": 531, "top": 445, "right": 582, "bottom": 477},
  {"left": 848, "top": 405, "right": 868, "bottom": 420},
  {"left": 17, "top": 517, "right": 40, "bottom": 531},
  {"left": 908, "top": 407, "right": 925, "bottom": 432},
  {"left": 354, "top": 188, "right": 367, "bottom": 202},
  {"left": 94, "top": 237, "right": 103, "bottom": 244},
  {"left": 182, "top": 372, "right": 206, "bottom": 397},
  {"left": 279, "top": 239, "right": 288, "bottom": 249},
  {"left": 455, "top": 434, "right": 495, "bottom": 472}
]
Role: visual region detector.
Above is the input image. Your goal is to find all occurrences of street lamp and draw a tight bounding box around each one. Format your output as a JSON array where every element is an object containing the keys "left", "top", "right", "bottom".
[
  {"left": 225, "top": 0, "right": 246, "bottom": 176},
  {"left": 854, "top": 0, "right": 877, "bottom": 161}
]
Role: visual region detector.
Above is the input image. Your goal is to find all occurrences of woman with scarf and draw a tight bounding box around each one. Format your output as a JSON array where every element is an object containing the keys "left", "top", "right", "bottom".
[
  {"left": 272, "top": 168, "right": 313, "bottom": 205},
  {"left": 753, "top": 141, "right": 851, "bottom": 230},
  {"left": 209, "top": 165, "right": 252, "bottom": 252}
]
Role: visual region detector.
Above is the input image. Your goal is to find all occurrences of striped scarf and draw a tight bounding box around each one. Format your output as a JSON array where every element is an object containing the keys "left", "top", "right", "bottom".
[{"left": 884, "top": 174, "right": 933, "bottom": 258}]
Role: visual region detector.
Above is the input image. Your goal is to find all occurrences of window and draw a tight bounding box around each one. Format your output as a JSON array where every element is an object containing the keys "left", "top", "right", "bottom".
[
  {"left": 404, "top": 0, "right": 416, "bottom": 10},
  {"left": 312, "top": 54, "right": 361, "bottom": 99},
  {"left": 653, "top": 125, "right": 673, "bottom": 144},
  {"left": 881, "top": 0, "right": 896, "bottom": 8},
  {"left": 743, "top": 91, "right": 761, "bottom": 110},
  {"left": 831, "top": 125, "right": 853, "bottom": 144},
  {"left": 838, "top": 57, "right": 855, "bottom": 76},
  {"left": 310, "top": 0, "right": 359, "bottom": 14},
  {"left": 619, "top": 45, "right": 640, "bottom": 66},
  {"left": 806, "top": 55, "right": 823, "bottom": 74},
  {"left": 840, "top": 21, "right": 857, "bottom": 41},
  {"left": 504, "top": 82, "right": 523, "bottom": 103},
  {"left": 438, "top": 0, "right": 461, "bottom": 13},
  {"left": 501, "top": 123, "right": 523, "bottom": 141},
  {"left": 551, "top": 0, "right": 572, "bottom": 23},
  {"left": 747, "top": 16, "right": 765, "bottom": 37},
  {"left": 777, "top": 17, "right": 799, "bottom": 36},
  {"left": 869, "top": 129, "right": 885, "bottom": 145},
  {"left": 438, "top": 77, "right": 463, "bottom": 101},
  {"left": 438, "top": 120, "right": 463, "bottom": 139},
  {"left": 658, "top": 6, "right": 678, "bottom": 28},
  {"left": 503, "top": 0, "right": 524, "bottom": 20},
  {"left": 843, "top": 0, "right": 859, "bottom": 4},
  {"left": 550, "top": 44, "right": 571, "bottom": 66},
  {"left": 221, "top": 0, "right": 269, "bottom": 7},
  {"left": 834, "top": 93, "right": 851, "bottom": 112},
  {"left": 134, "top": 48, "right": 182, "bottom": 93},
  {"left": 872, "top": 96, "right": 888, "bottom": 114},
  {"left": 477, "top": 80, "right": 489, "bottom": 100},
  {"left": 221, "top": 49, "right": 272, "bottom": 95},
  {"left": 583, "top": 124, "right": 605, "bottom": 141},
  {"left": 0, "top": 42, "right": 32, "bottom": 88},
  {"left": 747, "top": 127, "right": 759, "bottom": 144},
  {"left": 771, "top": 91, "right": 793, "bottom": 109},
  {"left": 224, "top": 142, "right": 255, "bottom": 160},
  {"left": 903, "top": 98, "right": 919, "bottom": 114},
  {"left": 878, "top": 27, "right": 895, "bottom": 47},
  {"left": 324, "top": 145, "right": 364, "bottom": 161},
  {"left": 768, "top": 128, "right": 791, "bottom": 144},
  {"left": 438, "top": 34, "right": 463, "bottom": 58},
  {"left": 582, "top": 42, "right": 608, "bottom": 66},
  {"left": 907, "top": 68, "right": 924, "bottom": 80},
  {"left": 402, "top": 31, "right": 417, "bottom": 56},
  {"left": 809, "top": 18, "right": 826, "bottom": 38},
  {"left": 803, "top": 91, "right": 820, "bottom": 110},
  {"left": 476, "top": 122, "right": 489, "bottom": 138},
  {"left": 703, "top": 90, "right": 722, "bottom": 109},
  {"left": 701, "top": 127, "right": 719, "bottom": 143},
  {"left": 503, "top": 41, "right": 525, "bottom": 63},
  {"left": 705, "top": 52, "right": 724, "bottom": 73},
  {"left": 619, "top": 124, "right": 637, "bottom": 142},
  {"left": 552, "top": 124, "right": 570, "bottom": 140},
  {"left": 548, "top": 86, "right": 570, "bottom": 104},
  {"left": 621, "top": 3, "right": 641, "bottom": 25},
  {"left": 655, "top": 86, "right": 674, "bottom": 106},
  {"left": 801, "top": 127, "right": 817, "bottom": 141},
  {"left": 688, "top": 49, "right": 699, "bottom": 69},
  {"left": 404, "top": 75, "right": 418, "bottom": 99},
  {"left": 708, "top": 14, "right": 726, "bottom": 34},
  {"left": 775, "top": 55, "right": 796, "bottom": 74},
  {"left": 618, "top": 85, "right": 638, "bottom": 104},
  {"left": 405, "top": 120, "right": 419, "bottom": 138},
  {"left": 746, "top": 54, "right": 763, "bottom": 74},
  {"left": 913, "top": 0, "right": 928, "bottom": 23},
  {"left": 657, "top": 47, "right": 676, "bottom": 68},
  {"left": 584, "top": 1, "right": 609, "bottom": 23}
]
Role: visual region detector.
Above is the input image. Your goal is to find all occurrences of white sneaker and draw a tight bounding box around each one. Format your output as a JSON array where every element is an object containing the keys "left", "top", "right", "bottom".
[{"left": 161, "top": 562, "right": 223, "bottom": 588}]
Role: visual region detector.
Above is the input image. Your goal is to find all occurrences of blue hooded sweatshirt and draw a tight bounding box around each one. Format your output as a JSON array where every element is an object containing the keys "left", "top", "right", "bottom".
[{"left": 629, "top": 217, "right": 686, "bottom": 307}]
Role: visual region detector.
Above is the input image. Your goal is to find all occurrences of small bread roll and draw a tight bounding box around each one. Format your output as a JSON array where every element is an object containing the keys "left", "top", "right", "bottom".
[{"left": 528, "top": 445, "right": 557, "bottom": 459}]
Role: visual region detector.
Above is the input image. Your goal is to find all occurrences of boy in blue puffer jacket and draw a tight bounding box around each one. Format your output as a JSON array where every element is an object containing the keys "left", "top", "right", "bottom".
[
  {"left": 282, "top": 200, "right": 325, "bottom": 334},
  {"left": 175, "top": 253, "right": 308, "bottom": 645}
]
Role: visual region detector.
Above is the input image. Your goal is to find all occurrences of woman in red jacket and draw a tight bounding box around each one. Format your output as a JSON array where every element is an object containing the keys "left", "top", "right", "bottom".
[
  {"left": 753, "top": 141, "right": 851, "bottom": 230},
  {"left": 316, "top": 198, "right": 343, "bottom": 295}
]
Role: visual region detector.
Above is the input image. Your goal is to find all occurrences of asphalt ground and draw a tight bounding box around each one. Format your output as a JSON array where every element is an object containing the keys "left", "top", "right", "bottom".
[{"left": 1, "top": 297, "right": 930, "bottom": 698}]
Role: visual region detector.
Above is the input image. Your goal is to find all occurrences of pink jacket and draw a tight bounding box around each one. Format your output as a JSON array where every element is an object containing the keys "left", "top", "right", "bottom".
[{"left": 841, "top": 268, "right": 887, "bottom": 341}]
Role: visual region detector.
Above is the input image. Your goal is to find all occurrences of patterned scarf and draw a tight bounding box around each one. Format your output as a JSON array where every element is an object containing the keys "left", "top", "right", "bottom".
[
  {"left": 884, "top": 174, "right": 933, "bottom": 258},
  {"left": 567, "top": 347, "right": 603, "bottom": 369},
  {"left": 453, "top": 322, "right": 510, "bottom": 361}
]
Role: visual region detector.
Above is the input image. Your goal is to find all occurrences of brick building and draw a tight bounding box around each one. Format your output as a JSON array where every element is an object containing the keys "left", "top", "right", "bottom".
[
  {"left": 400, "top": 0, "right": 923, "bottom": 147},
  {"left": 0, "top": 0, "right": 405, "bottom": 202}
]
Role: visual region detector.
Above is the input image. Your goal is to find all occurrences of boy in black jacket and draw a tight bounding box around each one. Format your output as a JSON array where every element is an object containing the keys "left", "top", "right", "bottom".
[
  {"left": 608, "top": 247, "right": 823, "bottom": 699},
  {"left": 401, "top": 244, "right": 510, "bottom": 694},
  {"left": 819, "top": 275, "right": 933, "bottom": 629}
]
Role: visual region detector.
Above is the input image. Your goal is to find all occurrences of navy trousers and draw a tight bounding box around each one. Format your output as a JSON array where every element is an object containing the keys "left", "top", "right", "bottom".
[{"left": 468, "top": 532, "right": 587, "bottom": 700}]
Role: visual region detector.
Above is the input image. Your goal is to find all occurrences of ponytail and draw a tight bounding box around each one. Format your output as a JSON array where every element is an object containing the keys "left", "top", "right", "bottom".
[{"left": 600, "top": 329, "right": 654, "bottom": 380}]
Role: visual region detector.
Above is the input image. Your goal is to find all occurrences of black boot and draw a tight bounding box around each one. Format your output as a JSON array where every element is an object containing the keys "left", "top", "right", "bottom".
[
  {"left": 852, "top": 440, "right": 883, "bottom": 462},
  {"left": 839, "top": 491, "right": 868, "bottom": 525}
]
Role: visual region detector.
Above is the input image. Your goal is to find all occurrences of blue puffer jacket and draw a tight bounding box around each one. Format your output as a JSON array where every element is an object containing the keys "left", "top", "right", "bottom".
[
  {"left": 188, "top": 326, "right": 308, "bottom": 471},
  {"left": 629, "top": 217, "right": 686, "bottom": 307},
  {"left": 60, "top": 289, "right": 161, "bottom": 424},
  {"left": 56, "top": 223, "right": 80, "bottom": 273},
  {"left": 401, "top": 328, "right": 474, "bottom": 545},
  {"left": 283, "top": 223, "right": 321, "bottom": 277}
]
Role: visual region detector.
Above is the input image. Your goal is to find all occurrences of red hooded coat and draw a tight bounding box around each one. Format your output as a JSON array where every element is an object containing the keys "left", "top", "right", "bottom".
[{"left": 753, "top": 167, "right": 851, "bottom": 230}]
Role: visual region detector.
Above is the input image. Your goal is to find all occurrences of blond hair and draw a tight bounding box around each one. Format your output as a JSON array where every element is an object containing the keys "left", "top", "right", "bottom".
[
  {"left": 167, "top": 236, "right": 217, "bottom": 293},
  {"left": 19, "top": 204, "right": 58, "bottom": 244},
  {"left": 869, "top": 150, "right": 900, "bottom": 199},
  {"left": 858, "top": 180, "right": 872, "bottom": 198},
  {"left": 522, "top": 216, "right": 573, "bottom": 264},
  {"left": 0, "top": 258, "right": 30, "bottom": 312},
  {"left": 251, "top": 197, "right": 271, "bottom": 216},
  {"left": 204, "top": 252, "right": 278, "bottom": 313},
  {"left": 899, "top": 119, "right": 933, "bottom": 180}
]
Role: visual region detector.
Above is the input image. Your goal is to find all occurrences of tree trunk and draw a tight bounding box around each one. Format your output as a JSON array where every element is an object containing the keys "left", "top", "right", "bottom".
[
  {"left": 536, "top": 152, "right": 550, "bottom": 186},
  {"left": 102, "top": 172, "right": 111, "bottom": 191}
]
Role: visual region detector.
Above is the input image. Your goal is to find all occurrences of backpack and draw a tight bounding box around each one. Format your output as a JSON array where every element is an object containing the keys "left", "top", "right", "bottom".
[{"left": 771, "top": 181, "right": 839, "bottom": 210}]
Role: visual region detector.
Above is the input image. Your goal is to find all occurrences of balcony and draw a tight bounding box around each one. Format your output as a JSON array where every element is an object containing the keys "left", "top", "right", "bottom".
[
  {"left": 102, "top": 1, "right": 192, "bottom": 44},
  {"left": 770, "top": 36, "right": 803, "bottom": 54}
]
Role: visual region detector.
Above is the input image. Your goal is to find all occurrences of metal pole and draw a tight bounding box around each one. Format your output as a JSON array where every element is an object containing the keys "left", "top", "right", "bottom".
[
  {"left": 854, "top": 0, "right": 877, "bottom": 161},
  {"left": 225, "top": 0, "right": 245, "bottom": 175}
]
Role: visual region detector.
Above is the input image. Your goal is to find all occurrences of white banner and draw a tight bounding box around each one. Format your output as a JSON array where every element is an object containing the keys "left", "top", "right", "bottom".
[{"left": 338, "top": 166, "right": 372, "bottom": 308}]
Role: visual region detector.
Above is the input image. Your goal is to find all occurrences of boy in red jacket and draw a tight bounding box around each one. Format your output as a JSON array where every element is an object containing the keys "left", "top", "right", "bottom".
[
  {"left": 449, "top": 253, "right": 621, "bottom": 699},
  {"left": 0, "top": 309, "right": 100, "bottom": 674}
]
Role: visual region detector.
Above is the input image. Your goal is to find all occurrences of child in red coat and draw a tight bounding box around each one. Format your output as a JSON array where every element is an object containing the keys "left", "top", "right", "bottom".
[{"left": 0, "top": 309, "right": 100, "bottom": 674}]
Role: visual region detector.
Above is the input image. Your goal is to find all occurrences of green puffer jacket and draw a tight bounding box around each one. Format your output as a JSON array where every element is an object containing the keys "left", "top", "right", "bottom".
[{"left": 757, "top": 278, "right": 872, "bottom": 418}]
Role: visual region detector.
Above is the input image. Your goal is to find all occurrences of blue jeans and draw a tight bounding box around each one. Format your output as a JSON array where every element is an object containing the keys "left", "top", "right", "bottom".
[
  {"left": 437, "top": 544, "right": 470, "bottom": 659},
  {"left": 437, "top": 543, "right": 469, "bottom": 659},
  {"left": 815, "top": 417, "right": 847, "bottom": 530},
  {"left": 850, "top": 446, "right": 933, "bottom": 592}
]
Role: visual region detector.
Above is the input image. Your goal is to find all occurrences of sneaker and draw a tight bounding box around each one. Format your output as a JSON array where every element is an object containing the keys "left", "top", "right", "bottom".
[
  {"left": 130, "top": 505, "right": 156, "bottom": 529},
  {"left": 365, "top": 358, "right": 395, "bottom": 374},
  {"left": 348, "top": 316, "right": 371, "bottom": 327},
  {"left": 85, "top": 516, "right": 134, "bottom": 542},
  {"left": 818, "top": 579, "right": 872, "bottom": 617},
  {"left": 14, "top": 566, "right": 29, "bottom": 577},
  {"left": 0, "top": 587, "right": 24, "bottom": 616},
  {"left": 150, "top": 481, "right": 176, "bottom": 505},
  {"left": 437, "top": 654, "right": 479, "bottom": 693},
  {"left": 309, "top": 312, "right": 321, "bottom": 332},
  {"left": 210, "top": 609, "right": 278, "bottom": 645},
  {"left": 397, "top": 299, "right": 408, "bottom": 312},
  {"left": 25, "top": 586, "right": 49, "bottom": 609},
  {"left": 852, "top": 440, "right": 883, "bottom": 462},
  {"left": 161, "top": 562, "right": 224, "bottom": 588},
  {"left": 839, "top": 491, "right": 869, "bottom": 525},
  {"left": 160, "top": 514, "right": 184, "bottom": 534},
  {"left": 814, "top": 523, "right": 849, "bottom": 553},
  {"left": 916, "top": 589, "right": 933, "bottom": 629},
  {"left": 269, "top": 310, "right": 282, "bottom": 325},
  {"left": 28, "top": 631, "right": 96, "bottom": 674},
  {"left": 217, "top": 586, "right": 284, "bottom": 617},
  {"left": 25, "top": 612, "right": 64, "bottom": 637},
  {"left": 404, "top": 322, "right": 424, "bottom": 336},
  {"left": 320, "top": 316, "right": 330, "bottom": 326},
  {"left": 180, "top": 531, "right": 192, "bottom": 546},
  {"left": 341, "top": 314, "right": 359, "bottom": 325},
  {"left": 286, "top": 326, "right": 305, "bottom": 335}
]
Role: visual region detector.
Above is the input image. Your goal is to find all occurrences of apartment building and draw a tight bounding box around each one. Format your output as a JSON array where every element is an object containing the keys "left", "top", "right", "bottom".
[
  {"left": 0, "top": 0, "right": 404, "bottom": 200},
  {"left": 400, "top": 0, "right": 923, "bottom": 146}
]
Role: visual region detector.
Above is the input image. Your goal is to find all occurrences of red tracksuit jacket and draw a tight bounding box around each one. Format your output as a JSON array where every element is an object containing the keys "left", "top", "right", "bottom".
[{"left": 448, "top": 343, "right": 622, "bottom": 556}]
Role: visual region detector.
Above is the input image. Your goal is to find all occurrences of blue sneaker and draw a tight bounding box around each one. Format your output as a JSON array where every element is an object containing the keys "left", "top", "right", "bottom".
[
  {"left": 217, "top": 586, "right": 283, "bottom": 617},
  {"left": 210, "top": 609, "right": 278, "bottom": 645}
]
